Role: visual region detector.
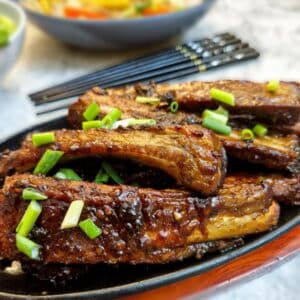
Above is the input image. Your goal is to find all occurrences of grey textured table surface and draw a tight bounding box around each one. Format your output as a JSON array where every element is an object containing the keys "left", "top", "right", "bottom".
[{"left": 0, "top": 0, "right": 299, "bottom": 299}]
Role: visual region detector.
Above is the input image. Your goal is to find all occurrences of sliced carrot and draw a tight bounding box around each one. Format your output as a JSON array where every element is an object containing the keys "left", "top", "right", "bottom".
[
  {"left": 142, "top": 5, "right": 172, "bottom": 16},
  {"left": 64, "top": 7, "right": 108, "bottom": 19}
]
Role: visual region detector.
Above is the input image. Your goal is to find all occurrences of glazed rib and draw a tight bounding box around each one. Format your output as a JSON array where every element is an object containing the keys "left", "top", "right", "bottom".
[
  {"left": 0, "top": 126, "right": 226, "bottom": 195},
  {"left": 72, "top": 80, "right": 300, "bottom": 124},
  {"left": 151, "top": 80, "right": 300, "bottom": 124},
  {"left": 220, "top": 131, "right": 299, "bottom": 171},
  {"left": 68, "top": 82, "right": 300, "bottom": 126},
  {"left": 68, "top": 90, "right": 299, "bottom": 170},
  {"left": 265, "top": 174, "right": 300, "bottom": 206},
  {"left": 22, "top": 239, "right": 245, "bottom": 280},
  {"left": 0, "top": 174, "right": 279, "bottom": 264},
  {"left": 225, "top": 174, "right": 300, "bottom": 206}
]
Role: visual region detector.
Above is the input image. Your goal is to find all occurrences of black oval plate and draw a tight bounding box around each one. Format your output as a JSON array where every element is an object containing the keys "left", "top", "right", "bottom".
[{"left": 0, "top": 117, "right": 299, "bottom": 300}]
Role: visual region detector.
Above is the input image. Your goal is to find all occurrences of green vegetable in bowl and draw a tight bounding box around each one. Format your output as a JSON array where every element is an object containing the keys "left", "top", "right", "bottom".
[{"left": 0, "top": 15, "right": 16, "bottom": 47}]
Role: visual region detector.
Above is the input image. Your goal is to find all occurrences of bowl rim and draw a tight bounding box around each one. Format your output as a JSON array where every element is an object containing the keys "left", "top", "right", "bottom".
[
  {"left": 20, "top": 0, "right": 214, "bottom": 25},
  {"left": 0, "top": 0, "right": 26, "bottom": 43}
]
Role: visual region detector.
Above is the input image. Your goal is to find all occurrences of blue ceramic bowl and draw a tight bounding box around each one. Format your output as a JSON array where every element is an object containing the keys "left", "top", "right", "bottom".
[{"left": 20, "top": 0, "right": 216, "bottom": 50}]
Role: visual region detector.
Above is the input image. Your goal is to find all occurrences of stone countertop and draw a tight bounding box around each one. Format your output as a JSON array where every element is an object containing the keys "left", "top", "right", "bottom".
[{"left": 0, "top": 0, "right": 299, "bottom": 299}]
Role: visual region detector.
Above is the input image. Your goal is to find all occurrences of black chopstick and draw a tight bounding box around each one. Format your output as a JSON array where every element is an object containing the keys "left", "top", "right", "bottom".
[
  {"left": 35, "top": 46, "right": 259, "bottom": 116},
  {"left": 94, "top": 45, "right": 257, "bottom": 89},
  {"left": 30, "top": 33, "right": 235, "bottom": 102},
  {"left": 45, "top": 42, "right": 248, "bottom": 102},
  {"left": 33, "top": 37, "right": 242, "bottom": 103},
  {"left": 54, "top": 38, "right": 242, "bottom": 96}
]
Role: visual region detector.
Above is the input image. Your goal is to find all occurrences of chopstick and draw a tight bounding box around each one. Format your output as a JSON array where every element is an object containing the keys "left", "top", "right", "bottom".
[
  {"left": 30, "top": 32, "right": 236, "bottom": 103},
  {"left": 42, "top": 41, "right": 248, "bottom": 103},
  {"left": 38, "top": 39, "right": 244, "bottom": 103},
  {"left": 35, "top": 46, "right": 259, "bottom": 116},
  {"left": 47, "top": 38, "right": 242, "bottom": 99}
]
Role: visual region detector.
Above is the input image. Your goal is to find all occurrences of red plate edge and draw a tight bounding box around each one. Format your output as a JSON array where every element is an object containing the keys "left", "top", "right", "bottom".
[{"left": 122, "top": 225, "right": 300, "bottom": 300}]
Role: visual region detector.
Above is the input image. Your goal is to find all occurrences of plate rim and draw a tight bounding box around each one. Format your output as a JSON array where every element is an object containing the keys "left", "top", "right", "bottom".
[{"left": 0, "top": 116, "right": 299, "bottom": 300}]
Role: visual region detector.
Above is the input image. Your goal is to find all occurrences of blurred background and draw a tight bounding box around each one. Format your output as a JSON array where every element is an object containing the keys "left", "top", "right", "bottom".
[{"left": 0, "top": 0, "right": 299, "bottom": 299}]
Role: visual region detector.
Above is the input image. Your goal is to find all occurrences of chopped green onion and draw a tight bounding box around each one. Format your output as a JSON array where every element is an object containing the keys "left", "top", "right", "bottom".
[
  {"left": 82, "top": 120, "right": 102, "bottom": 130},
  {"left": 267, "top": 80, "right": 279, "bottom": 92},
  {"left": 134, "top": 1, "right": 150, "bottom": 12},
  {"left": 33, "top": 149, "right": 64, "bottom": 175},
  {"left": 94, "top": 168, "right": 109, "bottom": 183},
  {"left": 16, "top": 201, "right": 42, "bottom": 236},
  {"left": 241, "top": 129, "right": 255, "bottom": 141},
  {"left": 112, "top": 118, "right": 156, "bottom": 129},
  {"left": 210, "top": 88, "right": 235, "bottom": 106},
  {"left": 0, "top": 28, "right": 9, "bottom": 46},
  {"left": 0, "top": 15, "right": 16, "bottom": 47},
  {"left": 79, "top": 218, "right": 102, "bottom": 240},
  {"left": 215, "top": 106, "right": 229, "bottom": 117},
  {"left": 253, "top": 123, "right": 268, "bottom": 137},
  {"left": 202, "top": 109, "right": 228, "bottom": 124},
  {"left": 0, "top": 15, "right": 16, "bottom": 35},
  {"left": 202, "top": 117, "right": 232, "bottom": 136},
  {"left": 100, "top": 108, "right": 122, "bottom": 129},
  {"left": 60, "top": 200, "right": 84, "bottom": 229},
  {"left": 54, "top": 168, "right": 82, "bottom": 181},
  {"left": 22, "top": 188, "right": 48, "bottom": 201},
  {"left": 16, "top": 234, "right": 40, "bottom": 260},
  {"left": 170, "top": 101, "right": 179, "bottom": 113},
  {"left": 32, "top": 132, "right": 55, "bottom": 147},
  {"left": 101, "top": 161, "right": 124, "bottom": 184},
  {"left": 83, "top": 102, "right": 100, "bottom": 121},
  {"left": 135, "top": 96, "right": 160, "bottom": 105}
]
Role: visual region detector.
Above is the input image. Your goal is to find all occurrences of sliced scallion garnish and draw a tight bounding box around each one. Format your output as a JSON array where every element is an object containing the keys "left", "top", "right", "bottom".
[
  {"left": 54, "top": 168, "right": 82, "bottom": 181},
  {"left": 210, "top": 88, "right": 235, "bottom": 106},
  {"left": 79, "top": 218, "right": 102, "bottom": 240},
  {"left": 33, "top": 149, "right": 64, "bottom": 175},
  {"left": 253, "top": 123, "right": 268, "bottom": 137},
  {"left": 102, "top": 161, "right": 124, "bottom": 184},
  {"left": 94, "top": 168, "right": 109, "bottom": 184},
  {"left": 60, "top": 200, "right": 84, "bottom": 230},
  {"left": 32, "top": 132, "right": 55, "bottom": 147},
  {"left": 100, "top": 108, "right": 122, "bottom": 129},
  {"left": 83, "top": 102, "right": 100, "bottom": 121},
  {"left": 82, "top": 120, "right": 102, "bottom": 130},
  {"left": 16, "top": 234, "right": 40, "bottom": 260},
  {"left": 170, "top": 101, "right": 179, "bottom": 113},
  {"left": 16, "top": 201, "right": 42, "bottom": 236},
  {"left": 241, "top": 129, "right": 255, "bottom": 141},
  {"left": 202, "top": 109, "right": 228, "bottom": 124},
  {"left": 135, "top": 96, "right": 160, "bottom": 105},
  {"left": 215, "top": 106, "right": 229, "bottom": 117},
  {"left": 22, "top": 188, "right": 48, "bottom": 201},
  {"left": 134, "top": 1, "right": 149, "bottom": 12},
  {"left": 266, "top": 80, "right": 279, "bottom": 92},
  {"left": 202, "top": 117, "right": 232, "bottom": 136}
]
